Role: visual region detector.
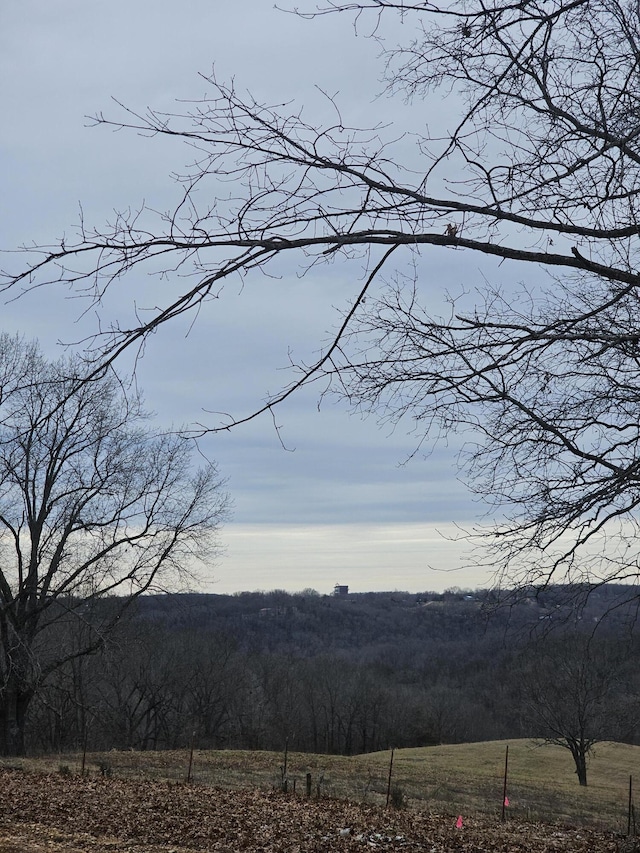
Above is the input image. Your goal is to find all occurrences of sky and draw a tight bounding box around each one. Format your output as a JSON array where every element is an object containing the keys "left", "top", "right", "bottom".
[{"left": 0, "top": 2, "right": 497, "bottom": 595}]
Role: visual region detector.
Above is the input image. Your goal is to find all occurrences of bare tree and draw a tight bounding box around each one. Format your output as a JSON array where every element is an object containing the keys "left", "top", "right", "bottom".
[
  {"left": 0, "top": 334, "right": 228, "bottom": 754},
  {"left": 517, "top": 633, "right": 631, "bottom": 786},
  {"left": 3, "top": 1, "right": 640, "bottom": 597}
]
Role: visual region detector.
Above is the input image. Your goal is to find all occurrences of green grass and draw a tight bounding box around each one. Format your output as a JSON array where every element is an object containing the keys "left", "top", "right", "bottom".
[{"left": 4, "top": 739, "right": 638, "bottom": 833}]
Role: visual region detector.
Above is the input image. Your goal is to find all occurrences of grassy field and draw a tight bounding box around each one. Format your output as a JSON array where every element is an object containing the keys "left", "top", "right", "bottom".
[{"left": 3, "top": 739, "right": 638, "bottom": 833}]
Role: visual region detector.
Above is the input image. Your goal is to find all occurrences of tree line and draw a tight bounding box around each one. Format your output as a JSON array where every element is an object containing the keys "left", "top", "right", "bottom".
[{"left": 26, "top": 587, "right": 640, "bottom": 785}]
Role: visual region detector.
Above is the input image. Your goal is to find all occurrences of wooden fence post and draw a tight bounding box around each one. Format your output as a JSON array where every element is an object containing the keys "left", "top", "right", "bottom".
[
  {"left": 281, "top": 736, "right": 289, "bottom": 793},
  {"left": 386, "top": 748, "right": 395, "bottom": 808},
  {"left": 81, "top": 725, "right": 89, "bottom": 777},
  {"left": 186, "top": 731, "right": 196, "bottom": 783}
]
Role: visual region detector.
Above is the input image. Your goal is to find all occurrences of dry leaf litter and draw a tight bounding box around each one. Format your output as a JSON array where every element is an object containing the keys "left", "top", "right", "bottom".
[{"left": 0, "top": 768, "right": 627, "bottom": 853}]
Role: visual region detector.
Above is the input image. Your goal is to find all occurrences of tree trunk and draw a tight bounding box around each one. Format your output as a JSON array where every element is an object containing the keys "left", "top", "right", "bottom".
[
  {"left": 575, "top": 755, "right": 588, "bottom": 786},
  {"left": 569, "top": 742, "right": 588, "bottom": 787},
  {"left": 0, "top": 682, "right": 32, "bottom": 756}
]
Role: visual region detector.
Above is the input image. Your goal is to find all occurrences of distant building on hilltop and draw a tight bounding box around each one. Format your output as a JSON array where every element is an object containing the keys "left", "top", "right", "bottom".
[{"left": 333, "top": 584, "right": 349, "bottom": 597}]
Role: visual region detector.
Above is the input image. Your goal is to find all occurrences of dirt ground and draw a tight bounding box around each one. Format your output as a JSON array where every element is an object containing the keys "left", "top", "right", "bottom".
[{"left": 0, "top": 768, "right": 628, "bottom": 853}]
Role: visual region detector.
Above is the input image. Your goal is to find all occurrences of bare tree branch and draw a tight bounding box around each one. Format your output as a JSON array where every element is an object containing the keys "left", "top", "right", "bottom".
[{"left": 4, "top": 0, "right": 640, "bottom": 602}]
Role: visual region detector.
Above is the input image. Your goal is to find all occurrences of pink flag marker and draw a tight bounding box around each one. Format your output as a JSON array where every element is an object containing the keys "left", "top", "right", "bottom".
[
  {"left": 456, "top": 816, "right": 463, "bottom": 829},
  {"left": 504, "top": 796, "right": 510, "bottom": 807}
]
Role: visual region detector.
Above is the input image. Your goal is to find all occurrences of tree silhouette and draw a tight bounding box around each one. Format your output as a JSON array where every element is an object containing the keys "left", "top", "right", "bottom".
[{"left": 0, "top": 334, "right": 228, "bottom": 754}]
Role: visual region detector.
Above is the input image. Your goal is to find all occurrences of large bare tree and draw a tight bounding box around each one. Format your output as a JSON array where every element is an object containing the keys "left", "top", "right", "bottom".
[
  {"left": 0, "top": 334, "right": 228, "bottom": 754},
  {"left": 3, "top": 0, "right": 640, "bottom": 597}
]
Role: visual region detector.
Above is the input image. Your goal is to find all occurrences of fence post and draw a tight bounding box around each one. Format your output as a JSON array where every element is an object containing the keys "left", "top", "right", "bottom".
[
  {"left": 629, "top": 775, "right": 633, "bottom": 836},
  {"left": 186, "top": 731, "right": 196, "bottom": 783},
  {"left": 281, "top": 736, "right": 289, "bottom": 793},
  {"left": 306, "top": 772, "right": 312, "bottom": 797},
  {"left": 386, "top": 748, "right": 395, "bottom": 808},
  {"left": 81, "top": 724, "right": 89, "bottom": 777},
  {"left": 501, "top": 744, "right": 509, "bottom": 822}
]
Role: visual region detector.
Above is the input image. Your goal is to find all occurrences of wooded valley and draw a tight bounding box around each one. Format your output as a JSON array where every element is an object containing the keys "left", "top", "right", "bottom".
[{"left": 28, "top": 585, "right": 640, "bottom": 777}]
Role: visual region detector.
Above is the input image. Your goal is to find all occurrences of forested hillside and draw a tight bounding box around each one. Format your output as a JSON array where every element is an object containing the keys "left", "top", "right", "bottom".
[{"left": 29, "top": 586, "right": 640, "bottom": 758}]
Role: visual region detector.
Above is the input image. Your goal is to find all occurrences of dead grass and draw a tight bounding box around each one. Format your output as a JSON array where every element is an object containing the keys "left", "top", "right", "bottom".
[{"left": 349, "top": 740, "right": 638, "bottom": 831}]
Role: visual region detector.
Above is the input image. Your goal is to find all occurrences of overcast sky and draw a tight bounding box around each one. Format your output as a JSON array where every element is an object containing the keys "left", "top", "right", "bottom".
[{"left": 0, "top": 2, "right": 497, "bottom": 594}]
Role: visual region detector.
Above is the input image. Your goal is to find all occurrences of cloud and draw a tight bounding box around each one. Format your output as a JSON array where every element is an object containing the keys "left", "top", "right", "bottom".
[{"left": 211, "top": 522, "right": 488, "bottom": 595}]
